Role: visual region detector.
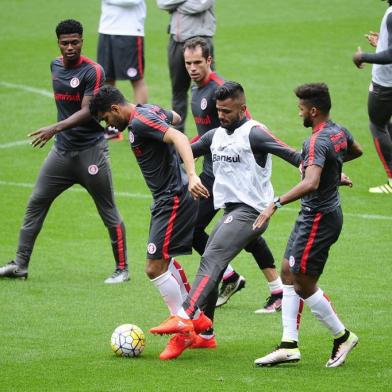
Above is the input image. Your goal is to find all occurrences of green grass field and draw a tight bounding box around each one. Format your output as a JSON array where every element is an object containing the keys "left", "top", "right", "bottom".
[{"left": 1, "top": 0, "right": 391, "bottom": 391}]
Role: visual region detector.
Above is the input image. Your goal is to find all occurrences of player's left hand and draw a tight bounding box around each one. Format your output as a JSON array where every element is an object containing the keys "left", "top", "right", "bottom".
[
  {"left": 253, "top": 202, "right": 276, "bottom": 230},
  {"left": 28, "top": 126, "right": 58, "bottom": 148},
  {"left": 353, "top": 47, "right": 365, "bottom": 69},
  {"left": 188, "top": 174, "right": 210, "bottom": 200},
  {"left": 340, "top": 172, "right": 353, "bottom": 187}
]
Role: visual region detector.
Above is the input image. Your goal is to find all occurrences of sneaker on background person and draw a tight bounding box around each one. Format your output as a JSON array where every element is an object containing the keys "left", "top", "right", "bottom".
[
  {"left": 104, "top": 268, "right": 130, "bottom": 284},
  {"left": 216, "top": 274, "right": 246, "bottom": 307},
  {"left": 368, "top": 179, "right": 392, "bottom": 193},
  {"left": 0, "top": 260, "right": 28, "bottom": 280},
  {"left": 254, "top": 292, "right": 283, "bottom": 314}
]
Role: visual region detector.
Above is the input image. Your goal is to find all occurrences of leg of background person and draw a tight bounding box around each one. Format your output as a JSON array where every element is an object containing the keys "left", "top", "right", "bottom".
[
  {"left": 168, "top": 37, "right": 190, "bottom": 132},
  {"left": 131, "top": 78, "right": 148, "bottom": 104},
  {"left": 14, "top": 148, "right": 74, "bottom": 269},
  {"left": 245, "top": 236, "right": 283, "bottom": 314},
  {"left": 368, "top": 87, "right": 392, "bottom": 191},
  {"left": 80, "top": 142, "right": 128, "bottom": 275}
]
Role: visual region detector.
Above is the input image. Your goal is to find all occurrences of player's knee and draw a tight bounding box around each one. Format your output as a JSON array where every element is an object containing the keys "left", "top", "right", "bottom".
[
  {"left": 280, "top": 259, "right": 293, "bottom": 284},
  {"left": 145, "top": 259, "right": 168, "bottom": 279}
]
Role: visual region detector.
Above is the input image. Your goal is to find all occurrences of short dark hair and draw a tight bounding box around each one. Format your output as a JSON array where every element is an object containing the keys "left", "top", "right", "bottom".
[
  {"left": 89, "top": 86, "right": 127, "bottom": 117},
  {"left": 183, "top": 37, "right": 211, "bottom": 59},
  {"left": 294, "top": 83, "right": 331, "bottom": 114},
  {"left": 215, "top": 81, "right": 245, "bottom": 102},
  {"left": 55, "top": 19, "right": 83, "bottom": 38}
]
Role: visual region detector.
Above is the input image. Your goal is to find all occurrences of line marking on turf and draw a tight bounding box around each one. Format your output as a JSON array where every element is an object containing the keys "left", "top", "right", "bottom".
[
  {"left": 0, "top": 180, "right": 151, "bottom": 200},
  {"left": 0, "top": 81, "right": 53, "bottom": 149},
  {"left": 0, "top": 180, "right": 391, "bottom": 220},
  {"left": 0, "top": 81, "right": 53, "bottom": 98},
  {"left": 0, "top": 140, "right": 30, "bottom": 149}
]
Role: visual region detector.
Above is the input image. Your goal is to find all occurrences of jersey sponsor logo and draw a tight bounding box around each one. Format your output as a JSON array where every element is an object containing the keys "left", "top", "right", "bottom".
[
  {"left": 194, "top": 114, "right": 212, "bottom": 125},
  {"left": 128, "top": 131, "right": 135, "bottom": 143},
  {"left": 54, "top": 92, "right": 81, "bottom": 102},
  {"left": 147, "top": 243, "right": 157, "bottom": 254},
  {"left": 88, "top": 164, "right": 99, "bottom": 175},
  {"left": 224, "top": 215, "right": 233, "bottom": 224},
  {"left": 127, "top": 67, "right": 138, "bottom": 78},
  {"left": 289, "top": 255, "right": 295, "bottom": 268},
  {"left": 70, "top": 77, "right": 80, "bottom": 88},
  {"left": 212, "top": 153, "right": 241, "bottom": 163},
  {"left": 200, "top": 97, "right": 208, "bottom": 110}
]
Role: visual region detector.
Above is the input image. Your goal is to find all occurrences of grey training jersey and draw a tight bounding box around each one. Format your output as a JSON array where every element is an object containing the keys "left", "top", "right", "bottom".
[
  {"left": 192, "top": 118, "right": 301, "bottom": 211},
  {"left": 191, "top": 72, "right": 225, "bottom": 178},
  {"left": 51, "top": 56, "right": 105, "bottom": 150},
  {"left": 301, "top": 120, "right": 354, "bottom": 214},
  {"left": 127, "top": 104, "right": 187, "bottom": 199}
]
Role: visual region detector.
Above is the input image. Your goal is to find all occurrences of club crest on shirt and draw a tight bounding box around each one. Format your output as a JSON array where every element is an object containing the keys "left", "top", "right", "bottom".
[
  {"left": 200, "top": 98, "right": 208, "bottom": 110},
  {"left": 127, "top": 67, "right": 138, "bottom": 78},
  {"left": 128, "top": 131, "right": 135, "bottom": 143},
  {"left": 70, "top": 77, "right": 80, "bottom": 88},
  {"left": 289, "top": 255, "right": 295, "bottom": 268},
  {"left": 224, "top": 215, "right": 233, "bottom": 224},
  {"left": 147, "top": 243, "right": 157, "bottom": 254},
  {"left": 88, "top": 164, "right": 99, "bottom": 175}
]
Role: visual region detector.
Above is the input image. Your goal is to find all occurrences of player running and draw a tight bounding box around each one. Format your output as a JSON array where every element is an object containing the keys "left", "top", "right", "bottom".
[{"left": 89, "top": 85, "right": 210, "bottom": 360}]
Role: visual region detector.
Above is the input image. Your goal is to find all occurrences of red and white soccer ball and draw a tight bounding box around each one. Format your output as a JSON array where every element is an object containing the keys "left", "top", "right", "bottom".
[{"left": 111, "top": 324, "right": 145, "bottom": 357}]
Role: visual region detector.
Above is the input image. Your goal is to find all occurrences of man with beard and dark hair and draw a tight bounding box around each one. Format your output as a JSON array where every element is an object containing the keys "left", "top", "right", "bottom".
[
  {"left": 150, "top": 81, "right": 302, "bottom": 360},
  {"left": 353, "top": 0, "right": 392, "bottom": 193},
  {"left": 184, "top": 37, "right": 284, "bottom": 321},
  {"left": 254, "top": 83, "right": 363, "bottom": 368},
  {"left": 0, "top": 19, "right": 129, "bottom": 284}
]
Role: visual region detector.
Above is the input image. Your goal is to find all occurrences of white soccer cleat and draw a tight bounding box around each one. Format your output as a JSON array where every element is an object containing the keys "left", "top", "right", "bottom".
[
  {"left": 254, "top": 347, "right": 301, "bottom": 367},
  {"left": 326, "top": 331, "right": 358, "bottom": 368},
  {"left": 369, "top": 181, "right": 392, "bottom": 194},
  {"left": 104, "top": 268, "right": 130, "bottom": 284}
]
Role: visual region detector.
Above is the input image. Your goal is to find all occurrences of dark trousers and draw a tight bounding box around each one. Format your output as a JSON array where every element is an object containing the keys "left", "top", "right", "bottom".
[
  {"left": 16, "top": 141, "right": 127, "bottom": 270},
  {"left": 368, "top": 82, "right": 392, "bottom": 178}
]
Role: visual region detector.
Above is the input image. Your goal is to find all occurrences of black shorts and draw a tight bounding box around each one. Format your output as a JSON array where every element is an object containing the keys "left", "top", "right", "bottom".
[
  {"left": 284, "top": 206, "right": 343, "bottom": 276},
  {"left": 97, "top": 34, "right": 145, "bottom": 81},
  {"left": 147, "top": 188, "right": 198, "bottom": 260}
]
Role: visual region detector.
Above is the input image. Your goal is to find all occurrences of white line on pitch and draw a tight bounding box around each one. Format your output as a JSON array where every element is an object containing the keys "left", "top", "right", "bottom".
[
  {"left": 0, "top": 81, "right": 53, "bottom": 98},
  {"left": 0, "top": 180, "right": 391, "bottom": 220},
  {"left": 0, "top": 180, "right": 151, "bottom": 200},
  {"left": 0, "top": 140, "right": 30, "bottom": 149},
  {"left": 0, "top": 81, "right": 53, "bottom": 149}
]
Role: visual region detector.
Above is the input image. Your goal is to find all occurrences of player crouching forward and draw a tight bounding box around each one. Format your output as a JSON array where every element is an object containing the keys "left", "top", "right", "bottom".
[
  {"left": 150, "top": 81, "right": 302, "bottom": 360},
  {"left": 89, "top": 86, "right": 210, "bottom": 360},
  {"left": 254, "top": 83, "right": 362, "bottom": 368}
]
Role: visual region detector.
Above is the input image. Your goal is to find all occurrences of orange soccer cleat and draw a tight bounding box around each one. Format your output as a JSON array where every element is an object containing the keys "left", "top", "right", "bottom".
[
  {"left": 190, "top": 334, "right": 217, "bottom": 349},
  {"left": 159, "top": 332, "right": 196, "bottom": 360},
  {"left": 192, "top": 311, "right": 213, "bottom": 334},
  {"left": 150, "top": 315, "right": 194, "bottom": 335}
]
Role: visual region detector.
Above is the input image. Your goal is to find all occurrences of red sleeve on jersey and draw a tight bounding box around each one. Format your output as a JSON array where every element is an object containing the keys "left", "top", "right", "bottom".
[
  {"left": 82, "top": 56, "right": 103, "bottom": 94},
  {"left": 210, "top": 72, "right": 225, "bottom": 86},
  {"left": 255, "top": 125, "right": 296, "bottom": 152},
  {"left": 190, "top": 135, "right": 201, "bottom": 144},
  {"left": 135, "top": 112, "right": 169, "bottom": 133}
]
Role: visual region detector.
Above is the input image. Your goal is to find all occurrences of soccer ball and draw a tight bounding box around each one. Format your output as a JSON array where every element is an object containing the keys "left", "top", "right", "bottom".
[{"left": 111, "top": 324, "right": 146, "bottom": 357}]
